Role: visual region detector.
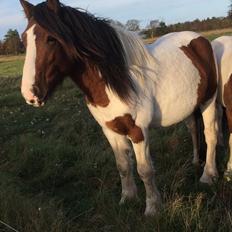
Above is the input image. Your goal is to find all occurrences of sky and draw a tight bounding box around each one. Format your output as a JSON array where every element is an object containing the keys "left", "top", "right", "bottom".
[{"left": 0, "top": 0, "right": 229, "bottom": 39}]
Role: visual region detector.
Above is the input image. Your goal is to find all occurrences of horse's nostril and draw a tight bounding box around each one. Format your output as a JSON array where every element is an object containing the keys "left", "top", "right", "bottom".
[{"left": 30, "top": 99, "right": 35, "bottom": 104}]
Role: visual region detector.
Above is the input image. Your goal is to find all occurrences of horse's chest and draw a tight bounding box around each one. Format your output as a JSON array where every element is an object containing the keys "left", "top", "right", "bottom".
[
  {"left": 86, "top": 98, "right": 146, "bottom": 144},
  {"left": 86, "top": 92, "right": 133, "bottom": 128}
]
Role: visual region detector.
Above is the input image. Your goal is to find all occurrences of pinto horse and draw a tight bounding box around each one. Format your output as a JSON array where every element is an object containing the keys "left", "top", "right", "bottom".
[
  {"left": 20, "top": 0, "right": 218, "bottom": 215},
  {"left": 212, "top": 36, "right": 232, "bottom": 179}
]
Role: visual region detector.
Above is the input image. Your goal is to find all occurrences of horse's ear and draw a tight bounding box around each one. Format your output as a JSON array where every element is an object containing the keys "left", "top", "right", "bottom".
[
  {"left": 20, "top": 0, "right": 34, "bottom": 19},
  {"left": 47, "top": 0, "right": 61, "bottom": 14}
]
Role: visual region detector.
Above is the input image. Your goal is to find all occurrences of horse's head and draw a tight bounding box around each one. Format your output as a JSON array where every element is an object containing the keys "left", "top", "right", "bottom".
[
  {"left": 20, "top": 0, "right": 136, "bottom": 106},
  {"left": 20, "top": 0, "right": 75, "bottom": 107}
]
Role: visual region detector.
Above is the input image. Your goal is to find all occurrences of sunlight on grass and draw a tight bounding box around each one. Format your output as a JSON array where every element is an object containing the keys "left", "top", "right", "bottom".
[{"left": 0, "top": 56, "right": 24, "bottom": 77}]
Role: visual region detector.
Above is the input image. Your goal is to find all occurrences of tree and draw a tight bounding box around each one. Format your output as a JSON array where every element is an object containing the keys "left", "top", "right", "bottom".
[
  {"left": 156, "top": 21, "right": 168, "bottom": 36},
  {"left": 108, "top": 19, "right": 125, "bottom": 28},
  {"left": 0, "top": 40, "right": 4, "bottom": 55},
  {"left": 3, "top": 29, "right": 23, "bottom": 55},
  {"left": 125, "top": 19, "right": 140, "bottom": 31},
  {"left": 229, "top": 0, "right": 232, "bottom": 19},
  {"left": 149, "top": 20, "right": 160, "bottom": 38},
  {"left": 150, "top": 20, "right": 160, "bottom": 29}
]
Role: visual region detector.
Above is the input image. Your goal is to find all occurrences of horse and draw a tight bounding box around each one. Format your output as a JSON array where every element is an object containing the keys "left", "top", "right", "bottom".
[
  {"left": 19, "top": 0, "right": 219, "bottom": 216},
  {"left": 212, "top": 36, "right": 232, "bottom": 179}
]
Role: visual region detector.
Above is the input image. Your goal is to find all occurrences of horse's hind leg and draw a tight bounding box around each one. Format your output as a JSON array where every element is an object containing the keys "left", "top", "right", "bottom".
[
  {"left": 102, "top": 128, "right": 137, "bottom": 204},
  {"left": 185, "top": 115, "right": 199, "bottom": 165},
  {"left": 132, "top": 128, "right": 161, "bottom": 216},
  {"left": 200, "top": 98, "right": 218, "bottom": 184},
  {"left": 225, "top": 134, "right": 232, "bottom": 179},
  {"left": 224, "top": 109, "right": 232, "bottom": 178},
  {"left": 217, "top": 103, "right": 224, "bottom": 146}
]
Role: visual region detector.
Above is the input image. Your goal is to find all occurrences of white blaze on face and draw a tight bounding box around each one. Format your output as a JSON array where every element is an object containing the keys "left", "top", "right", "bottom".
[{"left": 21, "top": 24, "right": 37, "bottom": 105}]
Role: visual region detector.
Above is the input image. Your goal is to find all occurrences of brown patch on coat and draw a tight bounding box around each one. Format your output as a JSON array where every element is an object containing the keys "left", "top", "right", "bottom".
[
  {"left": 106, "top": 114, "right": 144, "bottom": 143},
  {"left": 224, "top": 74, "right": 232, "bottom": 132},
  {"left": 180, "top": 36, "right": 217, "bottom": 105},
  {"left": 77, "top": 63, "right": 110, "bottom": 107}
]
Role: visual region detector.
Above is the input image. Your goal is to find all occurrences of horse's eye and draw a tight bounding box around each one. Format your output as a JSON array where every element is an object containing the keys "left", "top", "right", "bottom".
[{"left": 47, "top": 36, "right": 56, "bottom": 45}]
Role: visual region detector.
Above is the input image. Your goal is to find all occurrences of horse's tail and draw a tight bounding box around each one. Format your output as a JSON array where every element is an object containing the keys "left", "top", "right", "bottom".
[{"left": 194, "top": 108, "right": 206, "bottom": 163}]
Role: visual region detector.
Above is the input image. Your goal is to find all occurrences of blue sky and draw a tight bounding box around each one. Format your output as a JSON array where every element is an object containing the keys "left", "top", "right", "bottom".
[{"left": 0, "top": 0, "right": 229, "bottom": 39}]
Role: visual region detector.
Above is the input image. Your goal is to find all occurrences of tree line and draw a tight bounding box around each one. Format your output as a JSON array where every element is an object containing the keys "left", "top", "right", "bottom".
[
  {"left": 111, "top": 16, "right": 232, "bottom": 38},
  {"left": 126, "top": 3, "right": 232, "bottom": 38},
  {"left": 143, "top": 17, "right": 232, "bottom": 38},
  {"left": 0, "top": 29, "right": 24, "bottom": 55}
]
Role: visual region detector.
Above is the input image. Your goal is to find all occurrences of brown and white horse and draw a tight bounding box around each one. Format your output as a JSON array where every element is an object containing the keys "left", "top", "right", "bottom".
[
  {"left": 212, "top": 36, "right": 232, "bottom": 179},
  {"left": 20, "top": 0, "right": 218, "bottom": 215}
]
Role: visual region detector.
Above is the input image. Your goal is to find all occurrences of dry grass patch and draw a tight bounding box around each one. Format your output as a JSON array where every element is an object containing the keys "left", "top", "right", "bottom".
[{"left": 0, "top": 55, "right": 25, "bottom": 62}]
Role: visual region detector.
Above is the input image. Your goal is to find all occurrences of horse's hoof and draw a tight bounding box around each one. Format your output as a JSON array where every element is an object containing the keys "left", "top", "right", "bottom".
[
  {"left": 200, "top": 173, "right": 218, "bottom": 185},
  {"left": 119, "top": 191, "right": 138, "bottom": 205},
  {"left": 200, "top": 176, "right": 213, "bottom": 185},
  {"left": 119, "top": 196, "right": 126, "bottom": 205},
  {"left": 144, "top": 198, "right": 162, "bottom": 216},
  {"left": 144, "top": 207, "right": 157, "bottom": 216},
  {"left": 224, "top": 170, "right": 232, "bottom": 182},
  {"left": 144, "top": 204, "right": 159, "bottom": 216}
]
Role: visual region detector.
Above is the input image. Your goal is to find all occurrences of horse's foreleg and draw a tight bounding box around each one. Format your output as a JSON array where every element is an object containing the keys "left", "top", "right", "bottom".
[
  {"left": 185, "top": 115, "right": 199, "bottom": 165},
  {"left": 132, "top": 129, "right": 161, "bottom": 216},
  {"left": 200, "top": 99, "right": 218, "bottom": 184},
  {"left": 102, "top": 128, "right": 137, "bottom": 204}
]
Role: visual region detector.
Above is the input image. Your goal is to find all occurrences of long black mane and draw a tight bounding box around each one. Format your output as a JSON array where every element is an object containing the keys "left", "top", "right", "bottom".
[{"left": 32, "top": 2, "right": 136, "bottom": 101}]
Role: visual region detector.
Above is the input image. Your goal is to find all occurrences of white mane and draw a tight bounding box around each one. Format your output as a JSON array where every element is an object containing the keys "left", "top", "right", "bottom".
[{"left": 113, "top": 26, "right": 157, "bottom": 80}]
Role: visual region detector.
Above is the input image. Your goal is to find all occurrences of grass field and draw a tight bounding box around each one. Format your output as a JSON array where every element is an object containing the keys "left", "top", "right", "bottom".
[
  {"left": 0, "top": 31, "right": 232, "bottom": 232},
  {"left": 144, "top": 28, "right": 232, "bottom": 44},
  {"left": 0, "top": 55, "right": 24, "bottom": 78}
]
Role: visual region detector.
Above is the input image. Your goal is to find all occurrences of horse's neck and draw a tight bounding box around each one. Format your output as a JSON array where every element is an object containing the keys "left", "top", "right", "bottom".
[{"left": 69, "top": 28, "right": 160, "bottom": 108}]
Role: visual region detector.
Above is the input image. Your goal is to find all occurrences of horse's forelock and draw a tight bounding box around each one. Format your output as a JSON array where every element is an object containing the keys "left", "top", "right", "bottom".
[{"left": 32, "top": 3, "right": 80, "bottom": 60}]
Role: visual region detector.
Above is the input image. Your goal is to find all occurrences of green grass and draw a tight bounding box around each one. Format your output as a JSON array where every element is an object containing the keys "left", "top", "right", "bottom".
[
  {"left": 0, "top": 32, "right": 232, "bottom": 231},
  {"left": 206, "top": 31, "right": 232, "bottom": 41},
  {"left": 0, "top": 55, "right": 24, "bottom": 78}
]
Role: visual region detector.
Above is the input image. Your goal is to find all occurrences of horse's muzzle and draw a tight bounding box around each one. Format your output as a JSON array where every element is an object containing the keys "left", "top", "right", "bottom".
[{"left": 26, "top": 97, "right": 45, "bottom": 107}]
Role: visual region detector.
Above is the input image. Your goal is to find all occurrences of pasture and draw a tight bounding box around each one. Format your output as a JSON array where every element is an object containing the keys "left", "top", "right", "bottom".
[{"left": 0, "top": 31, "right": 232, "bottom": 232}]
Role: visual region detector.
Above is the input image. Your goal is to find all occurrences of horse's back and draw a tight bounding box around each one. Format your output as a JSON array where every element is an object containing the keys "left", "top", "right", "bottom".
[{"left": 148, "top": 31, "right": 200, "bottom": 53}]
